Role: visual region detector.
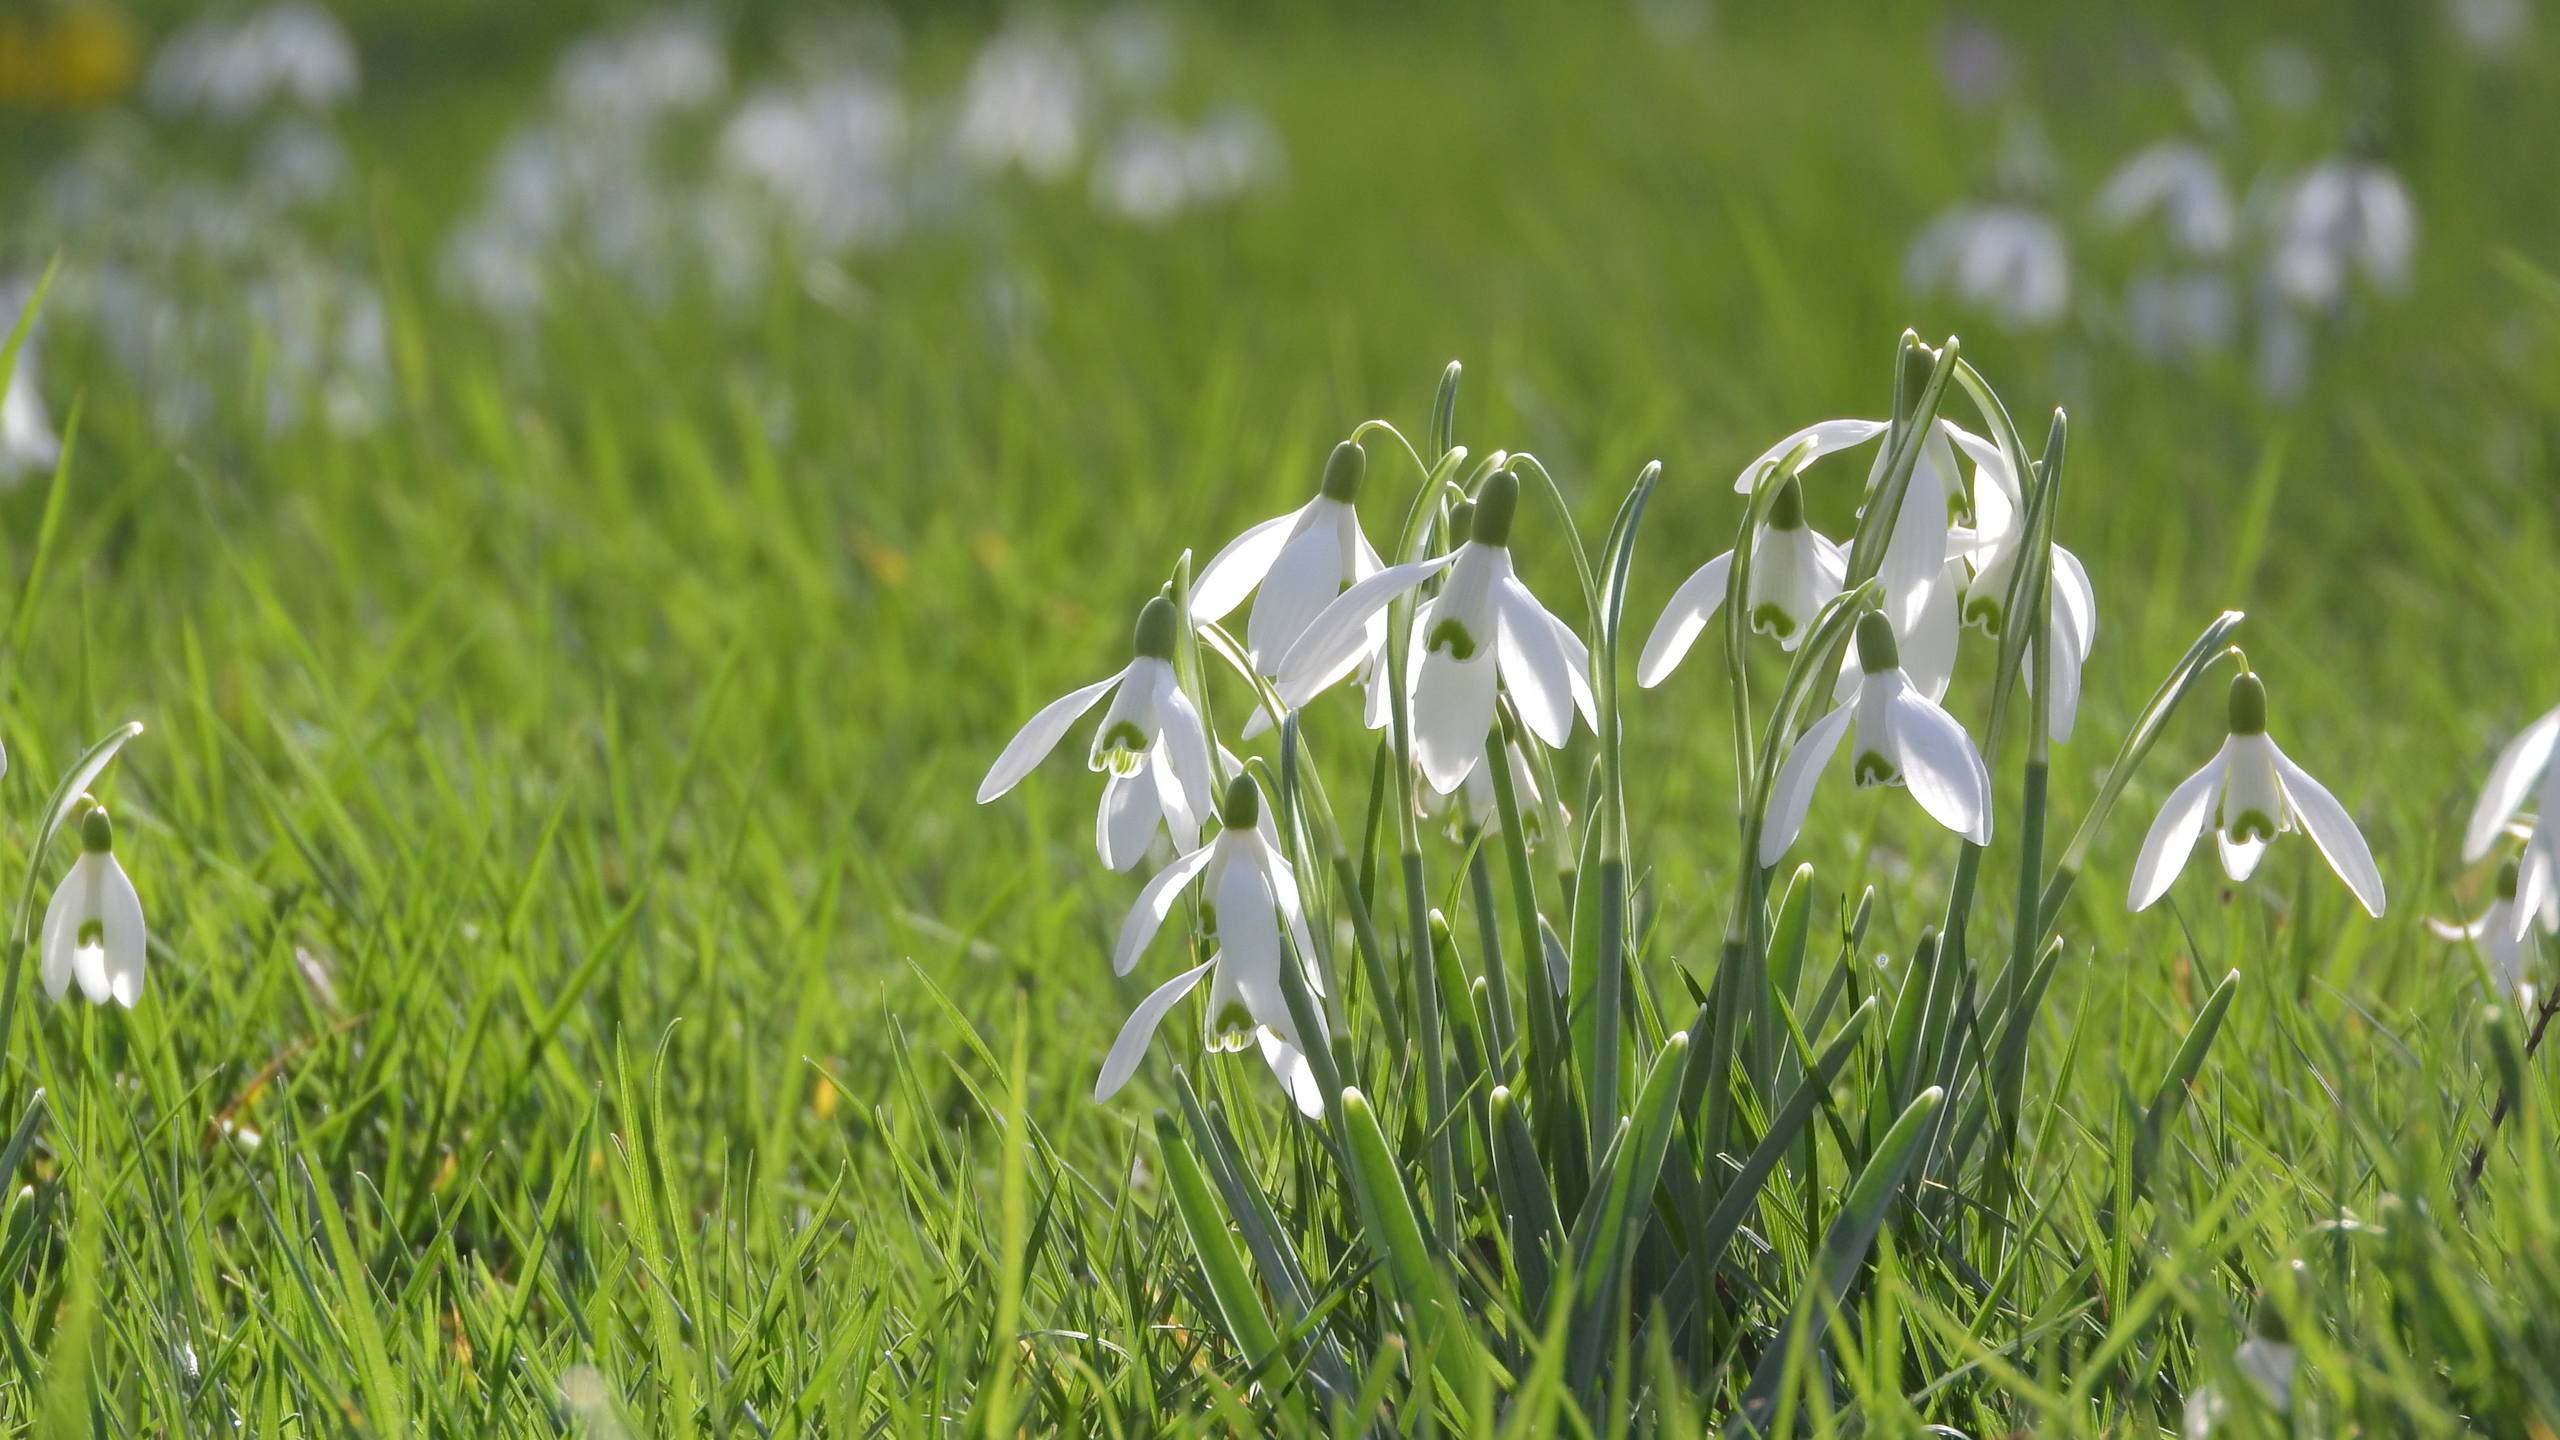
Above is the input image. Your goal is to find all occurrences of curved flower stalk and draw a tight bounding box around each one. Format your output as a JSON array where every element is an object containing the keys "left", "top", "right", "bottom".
[
  {"left": 1096, "top": 776, "right": 1325, "bottom": 1116},
  {"left": 1761, "top": 611, "right": 1994, "bottom": 866},
  {"left": 1276, "top": 469, "right": 1593, "bottom": 794},
  {"left": 2463, "top": 701, "right": 2560, "bottom": 895},
  {"left": 41, "top": 805, "right": 147, "bottom": 1008},
  {"left": 1946, "top": 427, "right": 2098, "bottom": 741},
  {"left": 1637, "top": 476, "right": 1844, "bottom": 687},
  {"left": 976, "top": 595, "right": 1217, "bottom": 871},
  {"left": 2430, "top": 855, "right": 2553, "bottom": 996},
  {"left": 2128, "top": 672, "right": 2385, "bottom": 916}
]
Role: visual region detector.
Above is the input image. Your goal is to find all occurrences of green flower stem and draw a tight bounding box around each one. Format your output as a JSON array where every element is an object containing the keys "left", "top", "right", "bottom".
[{"left": 1465, "top": 835, "right": 1519, "bottom": 1078}]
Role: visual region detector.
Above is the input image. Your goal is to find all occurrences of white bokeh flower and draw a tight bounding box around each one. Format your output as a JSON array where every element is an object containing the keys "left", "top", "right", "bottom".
[
  {"left": 1096, "top": 776, "right": 1326, "bottom": 1116},
  {"left": 955, "top": 21, "right": 1088, "bottom": 182},
  {"left": 2095, "top": 141, "right": 2235, "bottom": 258},
  {"left": 41, "top": 806, "right": 148, "bottom": 1008},
  {"left": 1, "top": 284, "right": 61, "bottom": 483},
  {"left": 2271, "top": 158, "right": 2416, "bottom": 309},
  {"left": 2430, "top": 854, "right": 2553, "bottom": 996},
  {"left": 1905, "top": 202, "right": 2070, "bottom": 331},
  {"left": 147, "top": 2, "right": 360, "bottom": 118},
  {"left": 1276, "top": 469, "right": 1593, "bottom": 794},
  {"left": 1763, "top": 611, "right": 1994, "bottom": 866},
  {"left": 2129, "top": 672, "right": 2386, "bottom": 915},
  {"left": 977, "top": 596, "right": 1217, "bottom": 871},
  {"left": 1638, "top": 475, "right": 1846, "bottom": 686}
]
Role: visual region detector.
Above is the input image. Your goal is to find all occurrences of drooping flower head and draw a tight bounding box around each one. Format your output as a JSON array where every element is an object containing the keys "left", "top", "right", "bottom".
[
  {"left": 1639, "top": 476, "right": 1849, "bottom": 687},
  {"left": 1762, "top": 610, "right": 1994, "bottom": 866},
  {"left": 42, "top": 805, "right": 148, "bottom": 1008},
  {"left": 2128, "top": 672, "right": 2385, "bottom": 915},
  {"left": 1191, "top": 440, "right": 1386, "bottom": 685},
  {"left": 977, "top": 594, "right": 1217, "bottom": 871}
]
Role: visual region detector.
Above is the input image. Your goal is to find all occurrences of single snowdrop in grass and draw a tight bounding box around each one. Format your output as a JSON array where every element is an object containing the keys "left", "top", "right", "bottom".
[
  {"left": 2430, "top": 855, "right": 2552, "bottom": 996},
  {"left": 1638, "top": 476, "right": 1845, "bottom": 686},
  {"left": 1192, "top": 440, "right": 1386, "bottom": 682},
  {"left": 1277, "top": 468, "right": 1594, "bottom": 793},
  {"left": 1096, "top": 775, "right": 1326, "bottom": 1116},
  {"left": 977, "top": 594, "right": 1217, "bottom": 871},
  {"left": 41, "top": 805, "right": 148, "bottom": 1008},
  {"left": 1762, "top": 610, "right": 1994, "bottom": 866},
  {"left": 2128, "top": 671, "right": 2386, "bottom": 916}
]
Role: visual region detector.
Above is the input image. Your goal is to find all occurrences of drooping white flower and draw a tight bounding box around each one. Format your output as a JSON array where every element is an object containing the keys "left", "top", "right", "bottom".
[
  {"left": 1762, "top": 611, "right": 1994, "bottom": 866},
  {"left": 41, "top": 807, "right": 147, "bottom": 1008},
  {"left": 2430, "top": 855, "right": 2553, "bottom": 996},
  {"left": 1904, "top": 202, "right": 2070, "bottom": 331},
  {"left": 147, "top": 2, "right": 360, "bottom": 118},
  {"left": 1944, "top": 430, "right": 2099, "bottom": 742},
  {"left": 1276, "top": 469, "right": 1594, "bottom": 794},
  {"left": 2094, "top": 141, "right": 2235, "bottom": 258},
  {"left": 1638, "top": 476, "right": 1845, "bottom": 686},
  {"left": 2271, "top": 159, "right": 2416, "bottom": 309},
  {"left": 1192, "top": 441, "right": 1386, "bottom": 681},
  {"left": 2129, "top": 673, "right": 2386, "bottom": 915},
  {"left": 2462, "top": 701, "right": 2560, "bottom": 927},
  {"left": 1096, "top": 776, "right": 1326, "bottom": 1116},
  {"left": 1, "top": 293, "right": 61, "bottom": 483},
  {"left": 954, "top": 21, "right": 1088, "bottom": 183},
  {"left": 977, "top": 596, "right": 1217, "bottom": 872}
]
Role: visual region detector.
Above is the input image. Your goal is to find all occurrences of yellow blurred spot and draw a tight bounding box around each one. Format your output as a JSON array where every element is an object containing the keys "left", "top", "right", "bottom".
[
  {"left": 971, "top": 529, "right": 1014, "bottom": 569},
  {"left": 0, "top": 7, "right": 139, "bottom": 109},
  {"left": 812, "top": 1069, "right": 838, "bottom": 1119},
  {"left": 852, "top": 531, "right": 912, "bottom": 588}
]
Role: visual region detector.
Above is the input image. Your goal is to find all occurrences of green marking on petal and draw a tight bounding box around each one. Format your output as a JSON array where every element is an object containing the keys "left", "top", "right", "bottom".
[
  {"left": 2228, "top": 809, "right": 2280, "bottom": 843},
  {"left": 1962, "top": 593, "right": 2004, "bottom": 635},
  {"left": 1852, "top": 750, "right": 1898, "bottom": 787},
  {"left": 1426, "top": 617, "right": 1478, "bottom": 660},
  {"left": 77, "top": 919, "right": 104, "bottom": 948},
  {"left": 1749, "top": 603, "right": 1797, "bottom": 640},
  {"left": 1094, "top": 721, "right": 1149, "bottom": 774},
  {"left": 1208, "top": 999, "right": 1255, "bottom": 1052}
]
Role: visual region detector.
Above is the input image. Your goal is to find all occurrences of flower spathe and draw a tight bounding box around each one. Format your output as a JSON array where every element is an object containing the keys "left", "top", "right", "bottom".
[
  {"left": 2128, "top": 672, "right": 2386, "bottom": 916},
  {"left": 976, "top": 595, "right": 1217, "bottom": 872},
  {"left": 1762, "top": 611, "right": 1994, "bottom": 867},
  {"left": 1638, "top": 476, "right": 1845, "bottom": 687},
  {"left": 1096, "top": 776, "right": 1326, "bottom": 1116},
  {"left": 41, "top": 806, "right": 147, "bottom": 1008},
  {"left": 1275, "top": 469, "right": 1594, "bottom": 794}
]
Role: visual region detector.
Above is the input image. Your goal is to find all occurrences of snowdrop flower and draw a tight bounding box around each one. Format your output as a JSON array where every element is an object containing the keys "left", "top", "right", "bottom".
[
  {"left": 1904, "top": 202, "right": 2070, "bottom": 331},
  {"left": 2462, "top": 701, "right": 2560, "bottom": 916},
  {"left": 1762, "top": 611, "right": 1994, "bottom": 866},
  {"left": 1096, "top": 776, "right": 1326, "bottom": 1116},
  {"left": 2123, "top": 269, "right": 2239, "bottom": 361},
  {"left": 977, "top": 596, "right": 1216, "bottom": 871},
  {"left": 147, "top": 2, "right": 358, "bottom": 118},
  {"left": 2129, "top": 673, "right": 2386, "bottom": 915},
  {"left": 1423, "top": 738, "right": 1564, "bottom": 845},
  {"left": 1, "top": 289, "right": 61, "bottom": 483},
  {"left": 1192, "top": 441, "right": 1384, "bottom": 677},
  {"left": 1944, "top": 432, "right": 2099, "bottom": 742},
  {"left": 717, "top": 76, "right": 910, "bottom": 252},
  {"left": 2271, "top": 159, "right": 2416, "bottom": 309},
  {"left": 41, "top": 806, "right": 147, "bottom": 1008},
  {"left": 1277, "top": 469, "right": 1594, "bottom": 794},
  {"left": 555, "top": 12, "right": 729, "bottom": 127},
  {"left": 955, "top": 22, "right": 1088, "bottom": 183},
  {"left": 2095, "top": 141, "right": 2235, "bottom": 257},
  {"left": 2430, "top": 856, "right": 2552, "bottom": 996},
  {"left": 1638, "top": 476, "right": 1845, "bottom": 687}
]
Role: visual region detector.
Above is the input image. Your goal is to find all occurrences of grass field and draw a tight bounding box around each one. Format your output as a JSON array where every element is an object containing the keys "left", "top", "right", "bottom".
[{"left": 3, "top": 1, "right": 2559, "bottom": 1434}]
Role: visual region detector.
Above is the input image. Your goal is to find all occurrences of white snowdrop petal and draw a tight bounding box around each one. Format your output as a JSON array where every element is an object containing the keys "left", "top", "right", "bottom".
[
  {"left": 1093, "top": 957, "right": 1216, "bottom": 1103},
  {"left": 1153, "top": 671, "right": 1218, "bottom": 827},
  {"left": 1731, "top": 419, "right": 1889, "bottom": 494},
  {"left": 1097, "top": 769, "right": 1159, "bottom": 873},
  {"left": 38, "top": 858, "right": 79, "bottom": 1002},
  {"left": 1275, "top": 556, "right": 1451, "bottom": 705},
  {"left": 1113, "top": 844, "right": 1216, "bottom": 975},
  {"left": 1902, "top": 573, "right": 1962, "bottom": 703},
  {"left": 2129, "top": 754, "right": 2225, "bottom": 912},
  {"left": 2272, "top": 745, "right": 2386, "bottom": 917},
  {"left": 1245, "top": 515, "right": 1345, "bottom": 669},
  {"left": 2426, "top": 914, "right": 2488, "bottom": 942},
  {"left": 1636, "top": 554, "right": 1731, "bottom": 687},
  {"left": 2051, "top": 545, "right": 2099, "bottom": 659},
  {"left": 977, "top": 667, "right": 1126, "bottom": 803},
  {"left": 1495, "top": 578, "right": 1583, "bottom": 747},
  {"left": 1263, "top": 850, "right": 1323, "bottom": 997},
  {"left": 1214, "top": 847, "right": 1285, "bottom": 999},
  {"left": 2464, "top": 704, "right": 2560, "bottom": 862},
  {"left": 101, "top": 857, "right": 146, "bottom": 1008},
  {"left": 1190, "top": 506, "right": 1302, "bottom": 622},
  {"left": 1258, "top": 1030, "right": 1327, "bottom": 1118},
  {"left": 2217, "top": 830, "right": 2269, "bottom": 883},
  {"left": 1412, "top": 646, "right": 1499, "bottom": 795},
  {"left": 1760, "top": 701, "right": 1857, "bottom": 867},
  {"left": 1884, "top": 680, "right": 1994, "bottom": 845}
]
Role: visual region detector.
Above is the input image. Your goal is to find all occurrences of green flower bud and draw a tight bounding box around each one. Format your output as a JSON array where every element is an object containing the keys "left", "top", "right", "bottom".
[
  {"left": 1767, "top": 475, "right": 1808, "bottom": 531},
  {"left": 1320, "top": 440, "right": 1367, "bottom": 502},
  {"left": 1220, "top": 774, "right": 1261, "bottom": 829},
  {"left": 1854, "top": 610, "right": 1900, "bottom": 673},
  {"left": 2227, "top": 672, "right": 2268, "bottom": 736},
  {"left": 1133, "top": 595, "right": 1181, "bottom": 662},
  {"left": 80, "top": 806, "right": 113, "bottom": 855},
  {"left": 1470, "top": 469, "right": 1518, "bottom": 548}
]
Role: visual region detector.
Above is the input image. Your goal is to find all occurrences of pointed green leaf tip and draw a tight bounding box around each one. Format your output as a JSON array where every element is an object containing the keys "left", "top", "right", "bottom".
[
  {"left": 1320, "top": 440, "right": 1366, "bottom": 501},
  {"left": 1220, "top": 774, "right": 1260, "bottom": 829},
  {"left": 2226, "top": 671, "right": 2267, "bottom": 736},
  {"left": 1854, "top": 609, "right": 1899, "bottom": 673},
  {"left": 80, "top": 806, "right": 112, "bottom": 854},
  {"left": 1767, "top": 475, "right": 1807, "bottom": 531},
  {"left": 1470, "top": 469, "right": 1518, "bottom": 547},
  {"left": 1132, "top": 595, "right": 1181, "bottom": 662}
]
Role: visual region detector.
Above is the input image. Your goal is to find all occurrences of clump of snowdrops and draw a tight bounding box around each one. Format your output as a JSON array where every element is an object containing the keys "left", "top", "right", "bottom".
[{"left": 978, "top": 330, "right": 2526, "bottom": 1427}]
